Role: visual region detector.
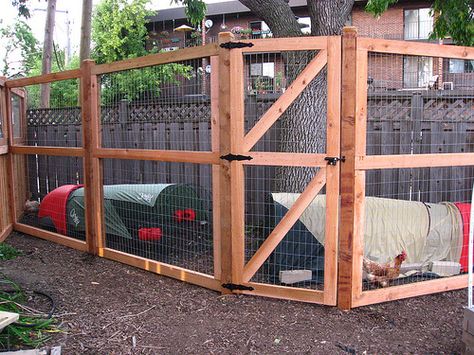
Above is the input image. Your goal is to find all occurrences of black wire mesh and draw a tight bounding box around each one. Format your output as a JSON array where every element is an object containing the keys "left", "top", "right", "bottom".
[
  {"left": 363, "top": 51, "right": 474, "bottom": 290},
  {"left": 22, "top": 80, "right": 82, "bottom": 147},
  {"left": 245, "top": 166, "right": 325, "bottom": 289},
  {"left": 102, "top": 159, "right": 213, "bottom": 275},
  {"left": 243, "top": 50, "right": 328, "bottom": 154},
  {"left": 99, "top": 58, "right": 212, "bottom": 151}
]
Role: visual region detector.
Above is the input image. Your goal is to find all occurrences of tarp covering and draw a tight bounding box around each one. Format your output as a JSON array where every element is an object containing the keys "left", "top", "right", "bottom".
[
  {"left": 41, "top": 184, "right": 207, "bottom": 240},
  {"left": 270, "top": 193, "right": 464, "bottom": 270}
]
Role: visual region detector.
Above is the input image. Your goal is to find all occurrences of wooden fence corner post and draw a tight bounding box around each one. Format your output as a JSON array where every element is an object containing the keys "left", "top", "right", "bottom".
[
  {"left": 338, "top": 26, "right": 365, "bottom": 310},
  {"left": 81, "top": 59, "right": 104, "bottom": 255}
]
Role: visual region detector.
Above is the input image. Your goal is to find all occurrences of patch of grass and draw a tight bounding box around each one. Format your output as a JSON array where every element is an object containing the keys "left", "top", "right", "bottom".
[
  {"left": 0, "top": 278, "right": 60, "bottom": 350},
  {"left": 0, "top": 243, "right": 21, "bottom": 261}
]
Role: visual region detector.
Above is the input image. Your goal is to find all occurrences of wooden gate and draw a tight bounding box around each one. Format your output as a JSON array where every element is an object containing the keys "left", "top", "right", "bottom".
[{"left": 217, "top": 35, "right": 341, "bottom": 305}]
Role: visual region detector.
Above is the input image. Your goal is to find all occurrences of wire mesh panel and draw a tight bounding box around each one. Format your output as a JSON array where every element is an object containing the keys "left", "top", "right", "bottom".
[
  {"left": 22, "top": 80, "right": 82, "bottom": 147},
  {"left": 101, "top": 159, "right": 213, "bottom": 276},
  {"left": 17, "top": 154, "right": 84, "bottom": 240},
  {"left": 244, "top": 165, "right": 326, "bottom": 290},
  {"left": 244, "top": 50, "right": 328, "bottom": 153},
  {"left": 362, "top": 166, "right": 473, "bottom": 291},
  {"left": 366, "top": 52, "right": 474, "bottom": 158},
  {"left": 99, "top": 58, "right": 212, "bottom": 151}
]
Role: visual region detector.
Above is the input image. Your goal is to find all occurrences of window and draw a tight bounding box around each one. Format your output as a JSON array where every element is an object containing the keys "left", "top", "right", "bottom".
[
  {"left": 404, "top": 8, "right": 433, "bottom": 40},
  {"left": 449, "top": 59, "right": 474, "bottom": 73},
  {"left": 297, "top": 17, "right": 311, "bottom": 34},
  {"left": 249, "top": 62, "right": 275, "bottom": 93},
  {"left": 403, "top": 56, "right": 433, "bottom": 88},
  {"left": 249, "top": 21, "right": 271, "bottom": 38}
]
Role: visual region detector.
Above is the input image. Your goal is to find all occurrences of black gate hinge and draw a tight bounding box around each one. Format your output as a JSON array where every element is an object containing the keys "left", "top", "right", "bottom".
[
  {"left": 324, "top": 156, "right": 346, "bottom": 165},
  {"left": 220, "top": 42, "right": 254, "bottom": 49},
  {"left": 220, "top": 153, "right": 253, "bottom": 162},
  {"left": 222, "top": 283, "right": 254, "bottom": 291}
]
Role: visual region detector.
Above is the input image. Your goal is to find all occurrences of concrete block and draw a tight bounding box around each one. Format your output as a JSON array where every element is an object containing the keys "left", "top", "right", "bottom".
[{"left": 279, "top": 270, "right": 312, "bottom": 284}]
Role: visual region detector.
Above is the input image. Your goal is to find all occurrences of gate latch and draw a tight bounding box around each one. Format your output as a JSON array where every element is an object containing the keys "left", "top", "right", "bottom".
[
  {"left": 220, "top": 153, "right": 253, "bottom": 162},
  {"left": 222, "top": 283, "right": 254, "bottom": 292},
  {"left": 220, "top": 42, "right": 254, "bottom": 49},
  {"left": 324, "top": 156, "right": 345, "bottom": 165}
]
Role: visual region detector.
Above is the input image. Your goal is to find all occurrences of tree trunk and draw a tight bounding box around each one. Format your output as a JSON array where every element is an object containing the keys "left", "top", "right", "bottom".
[
  {"left": 239, "top": 0, "right": 354, "bottom": 192},
  {"left": 79, "top": 0, "right": 93, "bottom": 62},
  {"left": 40, "top": 0, "right": 57, "bottom": 108}
]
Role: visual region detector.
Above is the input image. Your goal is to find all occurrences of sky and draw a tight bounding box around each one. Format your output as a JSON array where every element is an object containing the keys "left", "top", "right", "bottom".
[{"left": 0, "top": 0, "right": 225, "bottom": 76}]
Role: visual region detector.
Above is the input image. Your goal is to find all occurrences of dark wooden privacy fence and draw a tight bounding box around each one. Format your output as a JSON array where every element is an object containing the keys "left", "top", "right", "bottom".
[
  {"left": 366, "top": 91, "right": 474, "bottom": 203},
  {"left": 26, "top": 92, "right": 474, "bottom": 204}
]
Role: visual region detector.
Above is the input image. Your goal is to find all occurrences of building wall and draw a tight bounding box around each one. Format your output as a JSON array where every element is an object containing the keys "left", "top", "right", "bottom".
[{"left": 148, "top": 1, "right": 474, "bottom": 93}]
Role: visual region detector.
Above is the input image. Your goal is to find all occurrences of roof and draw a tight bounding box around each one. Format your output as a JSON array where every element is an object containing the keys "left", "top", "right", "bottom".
[{"left": 150, "top": 0, "right": 308, "bottom": 22}]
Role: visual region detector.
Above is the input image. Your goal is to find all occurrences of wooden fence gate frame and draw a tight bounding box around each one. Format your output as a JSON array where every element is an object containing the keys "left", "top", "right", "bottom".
[
  {"left": 2, "top": 29, "right": 474, "bottom": 309},
  {"left": 216, "top": 34, "right": 341, "bottom": 305}
]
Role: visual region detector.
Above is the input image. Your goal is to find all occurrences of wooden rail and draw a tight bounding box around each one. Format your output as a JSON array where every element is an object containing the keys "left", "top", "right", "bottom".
[
  {"left": 358, "top": 37, "right": 474, "bottom": 59},
  {"left": 92, "top": 44, "right": 219, "bottom": 75}
]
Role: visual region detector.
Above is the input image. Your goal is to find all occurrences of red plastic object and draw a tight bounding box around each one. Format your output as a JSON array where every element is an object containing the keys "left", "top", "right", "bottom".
[
  {"left": 183, "top": 209, "right": 196, "bottom": 221},
  {"left": 38, "top": 184, "right": 83, "bottom": 235},
  {"left": 455, "top": 202, "right": 471, "bottom": 272},
  {"left": 138, "top": 227, "right": 162, "bottom": 241},
  {"left": 174, "top": 209, "right": 196, "bottom": 223}
]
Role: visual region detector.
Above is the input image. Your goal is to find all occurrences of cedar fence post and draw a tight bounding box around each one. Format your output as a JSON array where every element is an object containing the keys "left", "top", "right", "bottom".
[
  {"left": 81, "top": 59, "right": 104, "bottom": 255},
  {"left": 338, "top": 27, "right": 367, "bottom": 310},
  {"left": 217, "top": 32, "right": 236, "bottom": 291}
]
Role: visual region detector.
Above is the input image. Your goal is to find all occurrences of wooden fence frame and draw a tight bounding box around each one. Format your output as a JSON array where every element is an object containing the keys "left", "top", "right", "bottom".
[
  {"left": 338, "top": 27, "right": 474, "bottom": 309},
  {"left": 1, "top": 30, "right": 473, "bottom": 309}
]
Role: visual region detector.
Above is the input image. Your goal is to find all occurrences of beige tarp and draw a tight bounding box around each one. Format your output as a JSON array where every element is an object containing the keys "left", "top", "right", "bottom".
[{"left": 272, "top": 194, "right": 463, "bottom": 266}]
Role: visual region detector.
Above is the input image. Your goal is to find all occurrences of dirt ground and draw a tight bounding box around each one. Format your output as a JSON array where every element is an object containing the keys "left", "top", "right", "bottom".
[{"left": 1, "top": 232, "right": 467, "bottom": 354}]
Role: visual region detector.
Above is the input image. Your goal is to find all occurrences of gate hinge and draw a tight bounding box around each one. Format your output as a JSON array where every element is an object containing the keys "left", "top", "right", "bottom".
[
  {"left": 220, "top": 42, "right": 254, "bottom": 49},
  {"left": 222, "top": 283, "right": 254, "bottom": 292},
  {"left": 324, "top": 156, "right": 346, "bottom": 165},
  {"left": 220, "top": 153, "right": 253, "bottom": 162}
]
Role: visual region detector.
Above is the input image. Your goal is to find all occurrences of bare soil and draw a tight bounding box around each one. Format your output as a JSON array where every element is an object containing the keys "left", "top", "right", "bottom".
[{"left": 1, "top": 232, "right": 466, "bottom": 354}]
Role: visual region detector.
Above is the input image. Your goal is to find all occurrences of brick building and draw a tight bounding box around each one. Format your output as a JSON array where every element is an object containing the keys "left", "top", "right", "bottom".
[{"left": 146, "top": 0, "right": 473, "bottom": 97}]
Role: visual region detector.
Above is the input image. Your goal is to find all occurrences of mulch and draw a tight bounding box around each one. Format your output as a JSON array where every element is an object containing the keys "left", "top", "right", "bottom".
[{"left": 0, "top": 232, "right": 466, "bottom": 354}]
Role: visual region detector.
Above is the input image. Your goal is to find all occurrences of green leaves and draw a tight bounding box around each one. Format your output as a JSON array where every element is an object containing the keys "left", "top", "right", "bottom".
[
  {"left": 92, "top": 0, "right": 153, "bottom": 64},
  {"left": 178, "top": 0, "right": 207, "bottom": 27},
  {"left": 365, "top": 0, "right": 398, "bottom": 18},
  {"left": 431, "top": 0, "right": 474, "bottom": 47},
  {"left": 1, "top": 19, "right": 40, "bottom": 77},
  {"left": 0, "top": 278, "right": 58, "bottom": 350},
  {"left": 0, "top": 243, "right": 21, "bottom": 261}
]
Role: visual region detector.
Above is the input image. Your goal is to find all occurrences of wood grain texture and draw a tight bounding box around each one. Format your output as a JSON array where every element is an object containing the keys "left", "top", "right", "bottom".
[
  {"left": 93, "top": 44, "right": 219, "bottom": 75},
  {"left": 93, "top": 148, "right": 219, "bottom": 164},
  {"left": 11, "top": 146, "right": 84, "bottom": 157},
  {"left": 6, "top": 69, "right": 81, "bottom": 88},
  {"left": 359, "top": 37, "right": 474, "bottom": 60},
  {"left": 14, "top": 223, "right": 88, "bottom": 252},
  {"left": 102, "top": 248, "right": 222, "bottom": 291},
  {"left": 323, "top": 35, "right": 342, "bottom": 306},
  {"left": 237, "top": 36, "right": 328, "bottom": 52}
]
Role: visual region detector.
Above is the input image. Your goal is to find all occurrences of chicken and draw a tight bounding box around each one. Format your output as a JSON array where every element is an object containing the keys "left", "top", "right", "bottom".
[
  {"left": 24, "top": 200, "right": 40, "bottom": 214},
  {"left": 363, "top": 251, "right": 407, "bottom": 287}
]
